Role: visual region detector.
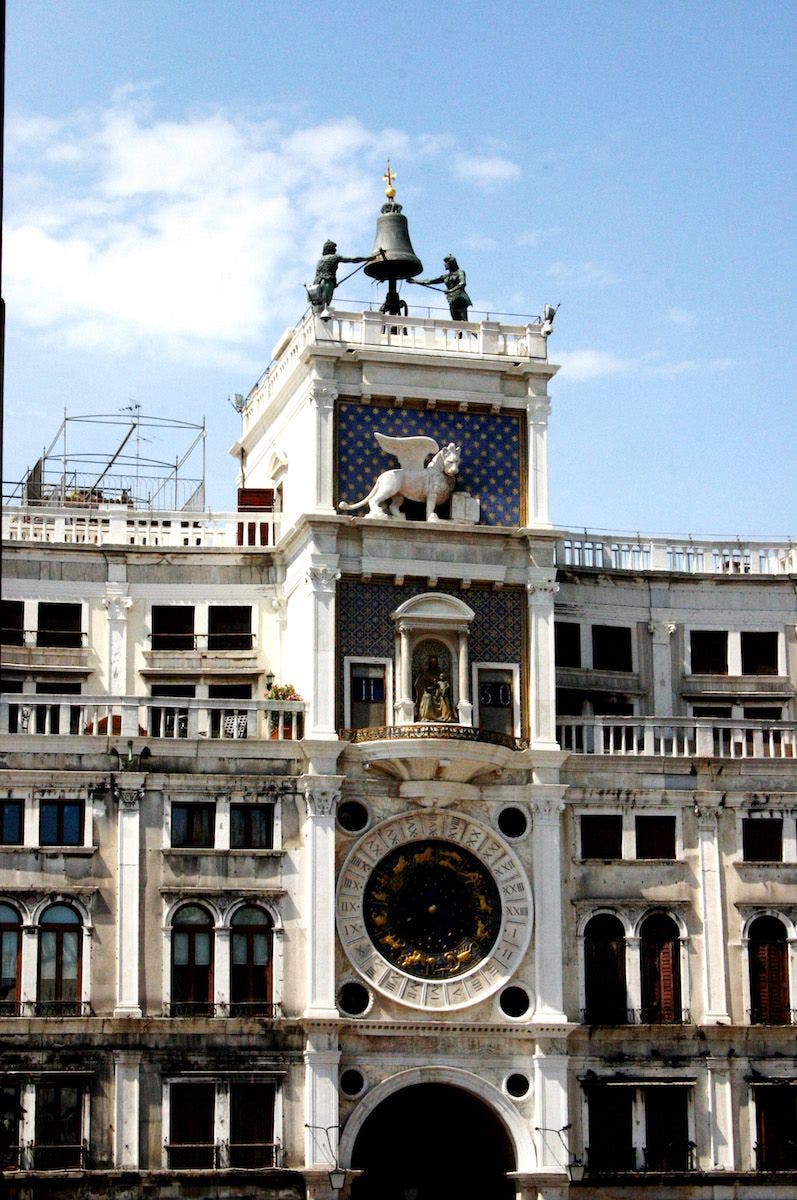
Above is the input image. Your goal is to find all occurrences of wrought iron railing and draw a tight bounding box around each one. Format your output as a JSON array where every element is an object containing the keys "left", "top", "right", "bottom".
[
  {"left": 226, "top": 1000, "right": 281, "bottom": 1019},
  {"left": 585, "top": 1142, "right": 696, "bottom": 1174},
  {"left": 32, "top": 1141, "right": 88, "bottom": 1170},
  {"left": 165, "top": 1139, "right": 281, "bottom": 1169},
  {"left": 33, "top": 1000, "right": 91, "bottom": 1017},
  {"left": 340, "top": 724, "right": 527, "bottom": 751},
  {"left": 748, "top": 1006, "right": 796, "bottom": 1026},
  {"left": 168, "top": 1000, "right": 217, "bottom": 1018}
]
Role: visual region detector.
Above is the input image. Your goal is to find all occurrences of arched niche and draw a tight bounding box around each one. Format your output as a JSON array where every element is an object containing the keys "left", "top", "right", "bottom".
[{"left": 391, "top": 593, "right": 475, "bottom": 726}]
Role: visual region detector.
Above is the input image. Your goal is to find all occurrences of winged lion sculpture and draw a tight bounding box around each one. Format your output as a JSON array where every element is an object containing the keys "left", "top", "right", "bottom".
[{"left": 339, "top": 433, "right": 461, "bottom": 521}]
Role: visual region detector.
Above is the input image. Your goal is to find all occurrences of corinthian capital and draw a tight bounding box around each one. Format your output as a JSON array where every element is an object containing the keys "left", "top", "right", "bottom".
[
  {"left": 526, "top": 580, "right": 559, "bottom": 598},
  {"left": 102, "top": 593, "right": 133, "bottom": 621},
  {"left": 307, "top": 565, "right": 341, "bottom": 594},
  {"left": 301, "top": 783, "right": 341, "bottom": 817},
  {"left": 648, "top": 620, "right": 676, "bottom": 639},
  {"left": 308, "top": 381, "right": 338, "bottom": 410}
]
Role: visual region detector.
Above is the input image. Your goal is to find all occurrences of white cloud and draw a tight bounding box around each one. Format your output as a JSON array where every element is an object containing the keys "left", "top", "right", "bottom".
[
  {"left": 453, "top": 153, "right": 521, "bottom": 189},
  {"left": 547, "top": 260, "right": 619, "bottom": 287},
  {"left": 4, "top": 99, "right": 509, "bottom": 363},
  {"left": 667, "top": 306, "right": 698, "bottom": 327},
  {"left": 557, "top": 348, "right": 734, "bottom": 381}
]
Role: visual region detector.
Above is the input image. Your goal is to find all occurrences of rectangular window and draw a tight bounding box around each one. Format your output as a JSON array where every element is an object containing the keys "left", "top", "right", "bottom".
[
  {"left": 1, "top": 601, "right": 24, "bottom": 646},
  {"left": 592, "top": 625, "right": 633, "bottom": 672},
  {"left": 755, "top": 1085, "right": 797, "bottom": 1171},
  {"left": 742, "top": 817, "right": 783, "bottom": 863},
  {"left": 207, "top": 606, "right": 253, "bottom": 651},
  {"left": 0, "top": 1083, "right": 20, "bottom": 1169},
  {"left": 643, "top": 1087, "right": 691, "bottom": 1171},
  {"left": 36, "top": 603, "right": 82, "bottom": 649},
  {"left": 580, "top": 814, "right": 622, "bottom": 860},
  {"left": 34, "top": 1082, "right": 84, "bottom": 1169},
  {"left": 635, "top": 815, "right": 676, "bottom": 860},
  {"left": 0, "top": 801, "right": 24, "bottom": 846},
  {"left": 171, "top": 803, "right": 215, "bottom": 849},
  {"left": 587, "top": 1086, "right": 633, "bottom": 1171},
  {"left": 230, "top": 804, "right": 274, "bottom": 850},
  {"left": 349, "top": 663, "right": 387, "bottom": 729},
  {"left": 475, "top": 667, "right": 516, "bottom": 738},
  {"left": 168, "top": 1082, "right": 215, "bottom": 1169},
  {"left": 39, "top": 799, "right": 84, "bottom": 846},
  {"left": 34, "top": 680, "right": 82, "bottom": 735},
  {"left": 690, "top": 630, "right": 728, "bottom": 674},
  {"left": 229, "top": 1082, "right": 276, "bottom": 1167},
  {"left": 208, "top": 683, "right": 251, "bottom": 739},
  {"left": 741, "top": 632, "right": 779, "bottom": 675},
  {"left": 151, "top": 606, "right": 195, "bottom": 650},
  {"left": 555, "top": 621, "right": 581, "bottom": 668}
]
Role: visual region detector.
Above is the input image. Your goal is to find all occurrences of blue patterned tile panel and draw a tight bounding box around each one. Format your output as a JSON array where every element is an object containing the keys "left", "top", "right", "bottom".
[{"left": 336, "top": 401, "right": 524, "bottom": 527}]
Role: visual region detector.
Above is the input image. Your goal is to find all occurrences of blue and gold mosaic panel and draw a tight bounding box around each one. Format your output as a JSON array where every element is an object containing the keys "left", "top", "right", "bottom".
[
  {"left": 337, "top": 578, "right": 527, "bottom": 726},
  {"left": 336, "top": 401, "right": 524, "bottom": 527}
]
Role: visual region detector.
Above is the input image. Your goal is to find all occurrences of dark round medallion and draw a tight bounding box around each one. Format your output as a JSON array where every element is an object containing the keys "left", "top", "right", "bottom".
[{"left": 363, "top": 839, "right": 502, "bottom": 979}]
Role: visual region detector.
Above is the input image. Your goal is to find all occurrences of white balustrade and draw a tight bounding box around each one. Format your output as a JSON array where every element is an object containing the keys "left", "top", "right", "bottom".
[
  {"left": 2, "top": 507, "right": 279, "bottom": 548},
  {"left": 0, "top": 695, "right": 305, "bottom": 742},
  {"left": 555, "top": 716, "right": 797, "bottom": 760},
  {"left": 556, "top": 533, "right": 794, "bottom": 576}
]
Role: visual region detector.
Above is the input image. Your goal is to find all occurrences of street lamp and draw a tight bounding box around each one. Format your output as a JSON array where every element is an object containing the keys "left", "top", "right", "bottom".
[
  {"left": 328, "top": 1165, "right": 347, "bottom": 1190},
  {"left": 567, "top": 1157, "right": 587, "bottom": 1182}
]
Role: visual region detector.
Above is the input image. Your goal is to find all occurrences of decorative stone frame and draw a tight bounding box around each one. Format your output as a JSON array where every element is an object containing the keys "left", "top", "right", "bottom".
[
  {"left": 575, "top": 805, "right": 684, "bottom": 861},
  {"left": 342, "top": 655, "right": 393, "bottom": 729},
  {"left": 737, "top": 906, "right": 797, "bottom": 1024},
  {"left": 161, "top": 1073, "right": 284, "bottom": 1170},
  {"left": 471, "top": 660, "right": 522, "bottom": 737},
  {"left": 336, "top": 810, "right": 532, "bottom": 1012},
  {"left": 575, "top": 903, "right": 691, "bottom": 1025},
  {"left": 577, "top": 1075, "right": 697, "bottom": 1173},
  {"left": 391, "top": 593, "right": 475, "bottom": 726},
  {"left": 734, "top": 809, "right": 797, "bottom": 864},
  {"left": 337, "top": 1065, "right": 536, "bottom": 1173}
]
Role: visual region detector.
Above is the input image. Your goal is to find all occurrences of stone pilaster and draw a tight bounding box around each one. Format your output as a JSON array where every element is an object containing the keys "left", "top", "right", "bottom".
[
  {"left": 113, "top": 1050, "right": 141, "bottom": 1167},
  {"left": 532, "top": 1039, "right": 570, "bottom": 1174},
  {"left": 530, "top": 790, "right": 567, "bottom": 1021},
  {"left": 306, "top": 566, "right": 341, "bottom": 738},
  {"left": 695, "top": 799, "right": 730, "bottom": 1023},
  {"left": 526, "top": 391, "right": 552, "bottom": 528},
  {"left": 115, "top": 784, "right": 144, "bottom": 1017},
  {"left": 300, "top": 777, "right": 342, "bottom": 1018},
  {"left": 102, "top": 588, "right": 132, "bottom": 697},
  {"left": 527, "top": 575, "right": 559, "bottom": 749},
  {"left": 303, "top": 1027, "right": 341, "bottom": 1171},
  {"left": 647, "top": 619, "right": 676, "bottom": 716},
  {"left": 705, "top": 1058, "right": 735, "bottom": 1170},
  {"left": 309, "top": 377, "right": 338, "bottom": 513}
]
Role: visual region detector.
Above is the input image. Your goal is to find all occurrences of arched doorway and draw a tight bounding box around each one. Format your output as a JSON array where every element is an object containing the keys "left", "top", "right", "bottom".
[{"left": 350, "top": 1082, "right": 516, "bottom": 1200}]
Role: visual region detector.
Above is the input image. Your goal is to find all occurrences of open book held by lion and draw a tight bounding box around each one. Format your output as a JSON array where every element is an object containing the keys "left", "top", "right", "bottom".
[{"left": 339, "top": 433, "right": 461, "bottom": 521}]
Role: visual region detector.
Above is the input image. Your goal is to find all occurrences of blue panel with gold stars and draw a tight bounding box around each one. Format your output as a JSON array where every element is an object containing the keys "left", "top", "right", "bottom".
[{"left": 336, "top": 401, "right": 524, "bottom": 527}]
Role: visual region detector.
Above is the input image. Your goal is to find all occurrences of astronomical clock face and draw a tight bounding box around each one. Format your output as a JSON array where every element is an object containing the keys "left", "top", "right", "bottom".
[{"left": 337, "top": 811, "right": 532, "bottom": 1011}]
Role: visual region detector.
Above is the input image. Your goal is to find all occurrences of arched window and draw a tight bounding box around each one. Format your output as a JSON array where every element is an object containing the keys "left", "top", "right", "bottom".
[
  {"left": 584, "top": 914, "right": 627, "bottom": 1024},
  {"left": 171, "top": 905, "right": 214, "bottom": 1017},
  {"left": 38, "top": 904, "right": 82, "bottom": 1016},
  {"left": 0, "top": 904, "right": 21, "bottom": 1015},
  {"left": 640, "top": 912, "right": 683, "bottom": 1023},
  {"left": 230, "top": 906, "right": 273, "bottom": 1017},
  {"left": 749, "top": 916, "right": 790, "bottom": 1025}
]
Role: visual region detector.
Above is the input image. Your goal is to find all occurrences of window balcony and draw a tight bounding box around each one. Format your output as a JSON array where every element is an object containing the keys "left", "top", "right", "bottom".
[
  {"left": 165, "top": 1139, "right": 282, "bottom": 1169},
  {"left": 32, "top": 1000, "right": 91, "bottom": 1018},
  {"left": 340, "top": 723, "right": 527, "bottom": 752},
  {"left": 557, "top": 716, "right": 796, "bottom": 759},
  {"left": 32, "top": 1141, "right": 88, "bottom": 1171}
]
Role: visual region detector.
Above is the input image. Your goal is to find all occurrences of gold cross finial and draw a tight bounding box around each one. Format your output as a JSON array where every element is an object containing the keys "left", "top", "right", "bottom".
[{"left": 383, "top": 159, "right": 396, "bottom": 200}]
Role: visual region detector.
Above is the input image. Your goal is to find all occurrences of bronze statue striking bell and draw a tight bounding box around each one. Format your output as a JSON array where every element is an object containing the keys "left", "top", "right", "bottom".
[{"left": 364, "top": 203, "right": 423, "bottom": 283}]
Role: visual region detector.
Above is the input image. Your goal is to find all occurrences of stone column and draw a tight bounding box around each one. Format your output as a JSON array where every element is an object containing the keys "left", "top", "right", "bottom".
[
  {"left": 20, "top": 924, "right": 37, "bottom": 1014},
  {"left": 396, "top": 624, "right": 414, "bottom": 724},
  {"left": 300, "top": 778, "right": 342, "bottom": 1018},
  {"left": 647, "top": 620, "right": 676, "bottom": 716},
  {"left": 309, "top": 378, "right": 338, "bottom": 513},
  {"left": 102, "top": 588, "right": 132, "bottom": 696},
  {"left": 304, "top": 1027, "right": 341, "bottom": 1172},
  {"left": 705, "top": 1059, "right": 735, "bottom": 1170},
  {"left": 531, "top": 790, "right": 567, "bottom": 1021},
  {"left": 306, "top": 566, "right": 341, "bottom": 737},
  {"left": 113, "top": 1050, "right": 141, "bottom": 1167},
  {"left": 214, "top": 925, "right": 231, "bottom": 1013},
  {"left": 527, "top": 576, "right": 559, "bottom": 750},
  {"left": 457, "top": 630, "right": 473, "bottom": 725},
  {"left": 626, "top": 936, "right": 642, "bottom": 1021},
  {"left": 526, "top": 392, "right": 552, "bottom": 528},
  {"left": 696, "top": 800, "right": 730, "bottom": 1023},
  {"left": 115, "top": 784, "right": 143, "bottom": 1017}
]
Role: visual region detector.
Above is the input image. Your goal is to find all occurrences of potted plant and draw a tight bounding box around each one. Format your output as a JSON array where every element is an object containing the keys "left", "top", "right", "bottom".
[{"left": 265, "top": 683, "right": 303, "bottom": 739}]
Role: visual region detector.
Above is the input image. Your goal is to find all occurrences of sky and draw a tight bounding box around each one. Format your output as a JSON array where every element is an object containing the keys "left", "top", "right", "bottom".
[{"left": 3, "top": 0, "right": 795, "bottom": 535}]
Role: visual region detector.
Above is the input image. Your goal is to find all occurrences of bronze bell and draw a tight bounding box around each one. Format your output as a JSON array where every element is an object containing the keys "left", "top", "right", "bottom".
[{"left": 364, "top": 202, "right": 423, "bottom": 283}]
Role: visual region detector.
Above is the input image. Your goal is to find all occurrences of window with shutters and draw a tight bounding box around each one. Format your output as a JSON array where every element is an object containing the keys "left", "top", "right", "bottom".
[
  {"left": 640, "top": 913, "right": 683, "bottom": 1023},
  {"left": 0, "top": 905, "right": 21, "bottom": 1016},
  {"left": 36, "top": 904, "right": 83, "bottom": 1016},
  {"left": 170, "top": 904, "right": 214, "bottom": 1016},
  {"left": 585, "top": 1083, "right": 694, "bottom": 1174},
  {"left": 748, "top": 915, "right": 791, "bottom": 1024},
  {"left": 754, "top": 1085, "right": 797, "bottom": 1170},
  {"left": 583, "top": 914, "right": 628, "bottom": 1024},
  {"left": 34, "top": 1081, "right": 85, "bottom": 1169},
  {"left": 742, "top": 818, "right": 783, "bottom": 863},
  {"left": 229, "top": 906, "right": 274, "bottom": 1017},
  {"left": 166, "top": 1079, "right": 278, "bottom": 1170}
]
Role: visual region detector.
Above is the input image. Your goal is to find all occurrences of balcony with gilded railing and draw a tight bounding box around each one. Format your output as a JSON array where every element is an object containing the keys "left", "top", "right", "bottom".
[
  {"left": 556, "top": 531, "right": 795, "bottom": 576},
  {"left": 557, "top": 715, "right": 796, "bottom": 759},
  {"left": 1, "top": 504, "right": 280, "bottom": 548},
  {"left": 242, "top": 304, "right": 549, "bottom": 434},
  {"left": 0, "top": 694, "right": 304, "bottom": 742}
]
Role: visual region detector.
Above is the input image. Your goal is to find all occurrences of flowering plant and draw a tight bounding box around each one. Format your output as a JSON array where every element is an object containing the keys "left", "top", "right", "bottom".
[{"left": 265, "top": 682, "right": 302, "bottom": 701}]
